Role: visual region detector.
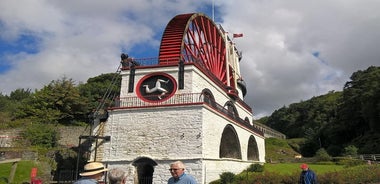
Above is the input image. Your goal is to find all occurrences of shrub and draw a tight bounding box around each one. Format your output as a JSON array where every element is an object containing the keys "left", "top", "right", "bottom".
[
  {"left": 339, "top": 165, "right": 380, "bottom": 183},
  {"left": 212, "top": 163, "right": 380, "bottom": 184},
  {"left": 336, "top": 158, "right": 366, "bottom": 167},
  {"left": 279, "top": 172, "right": 300, "bottom": 184},
  {"left": 342, "top": 145, "right": 358, "bottom": 157},
  {"left": 250, "top": 172, "right": 284, "bottom": 184},
  {"left": 318, "top": 171, "right": 344, "bottom": 183},
  {"left": 20, "top": 123, "right": 59, "bottom": 148},
  {"left": 219, "top": 172, "right": 235, "bottom": 184},
  {"left": 246, "top": 164, "right": 264, "bottom": 172},
  {"left": 315, "top": 148, "right": 332, "bottom": 161}
]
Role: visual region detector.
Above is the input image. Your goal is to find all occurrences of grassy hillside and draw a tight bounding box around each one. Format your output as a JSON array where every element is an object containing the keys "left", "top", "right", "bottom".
[
  {"left": 265, "top": 137, "right": 303, "bottom": 163},
  {"left": 264, "top": 162, "right": 345, "bottom": 175}
]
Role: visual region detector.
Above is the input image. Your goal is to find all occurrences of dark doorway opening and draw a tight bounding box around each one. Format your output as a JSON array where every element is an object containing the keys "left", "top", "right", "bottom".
[{"left": 132, "top": 157, "right": 157, "bottom": 184}]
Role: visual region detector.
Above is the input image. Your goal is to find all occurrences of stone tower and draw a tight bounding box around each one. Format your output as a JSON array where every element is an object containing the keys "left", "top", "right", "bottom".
[{"left": 89, "top": 13, "right": 265, "bottom": 184}]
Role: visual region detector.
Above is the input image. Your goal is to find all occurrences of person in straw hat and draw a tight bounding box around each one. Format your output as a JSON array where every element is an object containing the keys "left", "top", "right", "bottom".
[{"left": 74, "top": 162, "right": 108, "bottom": 184}]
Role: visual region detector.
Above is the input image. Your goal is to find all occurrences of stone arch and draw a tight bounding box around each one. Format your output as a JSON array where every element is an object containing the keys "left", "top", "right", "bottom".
[
  {"left": 244, "top": 117, "right": 250, "bottom": 124},
  {"left": 132, "top": 157, "right": 157, "bottom": 184},
  {"left": 219, "top": 124, "right": 242, "bottom": 159},
  {"left": 224, "top": 101, "right": 239, "bottom": 117},
  {"left": 247, "top": 136, "right": 260, "bottom": 161},
  {"left": 200, "top": 88, "right": 215, "bottom": 106},
  {"left": 244, "top": 117, "right": 249, "bottom": 122}
]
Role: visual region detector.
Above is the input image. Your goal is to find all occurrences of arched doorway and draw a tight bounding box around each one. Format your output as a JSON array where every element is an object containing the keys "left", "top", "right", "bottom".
[
  {"left": 132, "top": 157, "right": 157, "bottom": 184},
  {"left": 219, "top": 124, "right": 242, "bottom": 159},
  {"left": 247, "top": 136, "right": 260, "bottom": 161}
]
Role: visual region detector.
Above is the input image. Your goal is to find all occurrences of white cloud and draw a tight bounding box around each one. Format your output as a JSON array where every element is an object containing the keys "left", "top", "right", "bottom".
[{"left": 0, "top": 0, "right": 379, "bottom": 118}]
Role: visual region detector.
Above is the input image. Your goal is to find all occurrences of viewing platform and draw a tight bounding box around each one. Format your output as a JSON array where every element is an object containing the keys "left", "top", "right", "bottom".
[{"left": 111, "top": 92, "right": 263, "bottom": 136}]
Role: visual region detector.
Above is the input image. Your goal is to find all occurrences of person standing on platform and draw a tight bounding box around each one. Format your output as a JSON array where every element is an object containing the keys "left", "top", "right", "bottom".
[{"left": 168, "top": 161, "right": 197, "bottom": 184}]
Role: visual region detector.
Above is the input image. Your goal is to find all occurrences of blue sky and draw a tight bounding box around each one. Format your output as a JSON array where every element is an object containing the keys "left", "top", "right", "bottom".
[
  {"left": 0, "top": 34, "right": 41, "bottom": 73},
  {"left": 1, "top": 0, "right": 379, "bottom": 118}
]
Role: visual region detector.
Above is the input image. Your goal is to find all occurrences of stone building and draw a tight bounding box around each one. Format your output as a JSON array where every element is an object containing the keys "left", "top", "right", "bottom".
[{"left": 88, "top": 13, "right": 265, "bottom": 184}]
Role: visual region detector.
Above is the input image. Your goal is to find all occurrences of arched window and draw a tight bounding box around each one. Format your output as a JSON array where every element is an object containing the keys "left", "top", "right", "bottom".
[
  {"left": 219, "top": 124, "right": 242, "bottom": 159},
  {"left": 247, "top": 136, "right": 260, "bottom": 161},
  {"left": 244, "top": 117, "right": 250, "bottom": 125},
  {"left": 200, "top": 88, "right": 215, "bottom": 106},
  {"left": 224, "top": 101, "right": 239, "bottom": 117}
]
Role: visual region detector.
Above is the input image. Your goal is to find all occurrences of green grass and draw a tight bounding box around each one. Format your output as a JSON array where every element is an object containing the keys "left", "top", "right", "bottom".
[
  {"left": 264, "top": 137, "right": 301, "bottom": 162},
  {"left": 0, "top": 160, "right": 40, "bottom": 184},
  {"left": 264, "top": 162, "right": 345, "bottom": 175}
]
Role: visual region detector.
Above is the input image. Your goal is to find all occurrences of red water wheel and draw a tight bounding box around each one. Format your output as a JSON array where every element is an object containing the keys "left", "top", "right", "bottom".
[{"left": 159, "top": 13, "right": 228, "bottom": 86}]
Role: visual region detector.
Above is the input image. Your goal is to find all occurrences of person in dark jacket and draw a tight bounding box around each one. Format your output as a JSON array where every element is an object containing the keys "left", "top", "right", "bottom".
[{"left": 299, "top": 163, "right": 317, "bottom": 184}]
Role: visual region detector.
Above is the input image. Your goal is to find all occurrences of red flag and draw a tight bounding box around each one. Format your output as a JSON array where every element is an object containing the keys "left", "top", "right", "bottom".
[
  {"left": 30, "top": 167, "right": 38, "bottom": 179},
  {"left": 233, "top": 33, "right": 243, "bottom": 38}
]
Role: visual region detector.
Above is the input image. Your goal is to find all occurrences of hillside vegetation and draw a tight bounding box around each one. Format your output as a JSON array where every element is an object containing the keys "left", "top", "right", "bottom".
[{"left": 259, "top": 66, "right": 380, "bottom": 157}]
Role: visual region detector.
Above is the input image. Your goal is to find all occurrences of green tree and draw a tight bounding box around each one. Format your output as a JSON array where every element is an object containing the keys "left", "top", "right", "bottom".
[
  {"left": 1, "top": 89, "right": 33, "bottom": 128},
  {"left": 341, "top": 66, "right": 380, "bottom": 132},
  {"left": 9, "top": 88, "right": 32, "bottom": 101},
  {"left": 315, "top": 148, "right": 332, "bottom": 161},
  {"left": 342, "top": 145, "right": 358, "bottom": 157},
  {"left": 333, "top": 66, "right": 380, "bottom": 153},
  {"left": 20, "top": 123, "right": 59, "bottom": 148},
  {"left": 0, "top": 93, "right": 11, "bottom": 126},
  {"left": 78, "top": 73, "right": 121, "bottom": 111},
  {"left": 18, "top": 77, "right": 88, "bottom": 125}
]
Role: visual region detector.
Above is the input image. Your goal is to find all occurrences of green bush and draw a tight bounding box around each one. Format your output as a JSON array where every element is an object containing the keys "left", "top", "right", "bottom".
[
  {"left": 219, "top": 172, "right": 235, "bottom": 184},
  {"left": 315, "top": 148, "right": 332, "bottom": 161},
  {"left": 248, "top": 172, "right": 285, "bottom": 184},
  {"left": 210, "top": 162, "right": 380, "bottom": 184},
  {"left": 335, "top": 158, "right": 366, "bottom": 167},
  {"left": 321, "top": 165, "right": 380, "bottom": 183},
  {"left": 318, "top": 171, "right": 344, "bottom": 183},
  {"left": 20, "top": 123, "right": 60, "bottom": 148},
  {"left": 246, "top": 164, "right": 264, "bottom": 172},
  {"left": 342, "top": 145, "right": 358, "bottom": 157}
]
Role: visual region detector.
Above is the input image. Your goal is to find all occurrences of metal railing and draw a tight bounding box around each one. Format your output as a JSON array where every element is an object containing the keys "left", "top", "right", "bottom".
[
  {"left": 112, "top": 93, "right": 264, "bottom": 136},
  {"left": 359, "top": 154, "right": 380, "bottom": 161},
  {"left": 253, "top": 123, "right": 286, "bottom": 139},
  {"left": 114, "top": 93, "right": 202, "bottom": 108}
]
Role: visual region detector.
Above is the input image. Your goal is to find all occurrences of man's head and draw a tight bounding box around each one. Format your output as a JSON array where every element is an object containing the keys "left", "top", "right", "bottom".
[
  {"left": 169, "top": 161, "right": 186, "bottom": 179},
  {"left": 108, "top": 168, "right": 126, "bottom": 184},
  {"left": 80, "top": 162, "right": 108, "bottom": 180},
  {"left": 300, "top": 163, "right": 309, "bottom": 171}
]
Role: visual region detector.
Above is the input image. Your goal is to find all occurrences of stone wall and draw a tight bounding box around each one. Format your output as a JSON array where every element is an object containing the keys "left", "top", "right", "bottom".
[
  {"left": 0, "top": 126, "right": 87, "bottom": 149},
  {"left": 0, "top": 128, "right": 22, "bottom": 148},
  {"left": 57, "top": 126, "right": 88, "bottom": 147}
]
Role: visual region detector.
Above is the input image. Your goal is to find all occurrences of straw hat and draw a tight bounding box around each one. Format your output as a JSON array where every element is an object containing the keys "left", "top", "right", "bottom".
[{"left": 80, "top": 162, "right": 108, "bottom": 176}]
